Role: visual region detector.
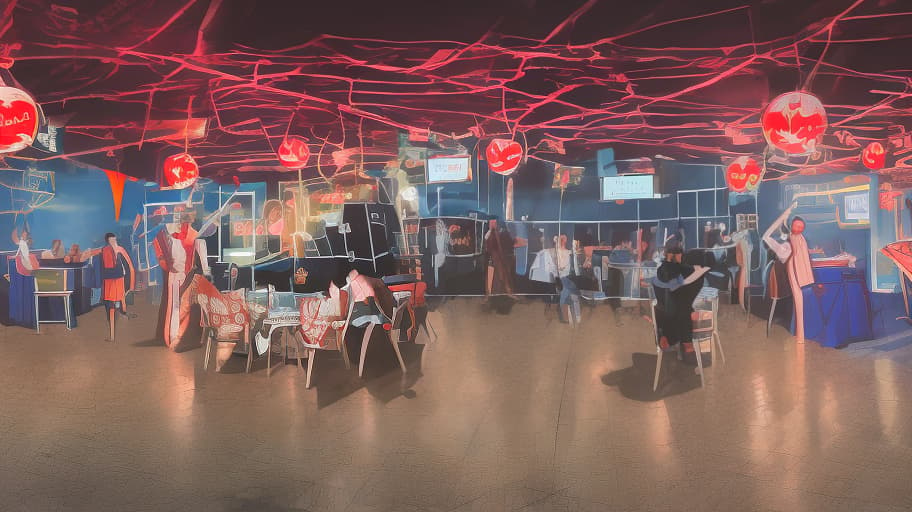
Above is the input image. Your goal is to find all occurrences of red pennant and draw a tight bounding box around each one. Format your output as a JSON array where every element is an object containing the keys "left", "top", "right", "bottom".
[{"left": 104, "top": 170, "right": 128, "bottom": 221}]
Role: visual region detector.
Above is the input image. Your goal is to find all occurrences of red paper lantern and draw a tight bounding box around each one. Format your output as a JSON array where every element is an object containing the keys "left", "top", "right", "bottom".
[
  {"left": 725, "top": 156, "right": 763, "bottom": 193},
  {"left": 485, "top": 138, "right": 523, "bottom": 176},
  {"left": 163, "top": 152, "right": 199, "bottom": 189},
  {"left": 0, "top": 86, "right": 39, "bottom": 154},
  {"left": 861, "top": 141, "right": 886, "bottom": 170},
  {"left": 277, "top": 136, "right": 310, "bottom": 170},
  {"left": 761, "top": 92, "right": 827, "bottom": 155}
]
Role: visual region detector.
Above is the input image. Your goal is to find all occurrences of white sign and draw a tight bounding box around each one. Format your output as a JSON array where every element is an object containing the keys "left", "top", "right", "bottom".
[
  {"left": 844, "top": 192, "right": 869, "bottom": 221},
  {"left": 427, "top": 156, "right": 471, "bottom": 183},
  {"left": 601, "top": 174, "right": 655, "bottom": 200}
]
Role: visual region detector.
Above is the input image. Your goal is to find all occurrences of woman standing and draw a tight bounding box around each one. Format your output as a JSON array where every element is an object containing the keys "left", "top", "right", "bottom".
[
  {"left": 483, "top": 219, "right": 518, "bottom": 302},
  {"left": 101, "top": 233, "right": 135, "bottom": 342}
]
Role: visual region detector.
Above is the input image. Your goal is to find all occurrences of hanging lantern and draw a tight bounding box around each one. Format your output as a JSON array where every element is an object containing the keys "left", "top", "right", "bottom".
[
  {"left": 485, "top": 138, "right": 523, "bottom": 176},
  {"left": 0, "top": 86, "right": 40, "bottom": 154},
  {"left": 861, "top": 141, "right": 886, "bottom": 170},
  {"left": 761, "top": 92, "right": 828, "bottom": 155},
  {"left": 277, "top": 135, "right": 310, "bottom": 170},
  {"left": 725, "top": 156, "right": 763, "bottom": 193},
  {"left": 163, "top": 152, "right": 199, "bottom": 190}
]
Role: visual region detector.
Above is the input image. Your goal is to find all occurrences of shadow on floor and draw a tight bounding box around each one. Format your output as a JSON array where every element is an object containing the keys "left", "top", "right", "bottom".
[
  {"left": 601, "top": 352, "right": 702, "bottom": 401},
  {"left": 205, "top": 312, "right": 432, "bottom": 409},
  {"left": 133, "top": 338, "right": 164, "bottom": 348}
]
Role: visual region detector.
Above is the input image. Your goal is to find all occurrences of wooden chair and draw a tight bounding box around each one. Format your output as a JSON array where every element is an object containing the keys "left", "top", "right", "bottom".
[
  {"left": 199, "top": 288, "right": 253, "bottom": 373},
  {"left": 646, "top": 286, "right": 681, "bottom": 391}
]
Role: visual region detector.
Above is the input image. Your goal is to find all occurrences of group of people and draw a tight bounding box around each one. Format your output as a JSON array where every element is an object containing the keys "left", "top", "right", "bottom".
[{"left": 10, "top": 225, "right": 136, "bottom": 342}]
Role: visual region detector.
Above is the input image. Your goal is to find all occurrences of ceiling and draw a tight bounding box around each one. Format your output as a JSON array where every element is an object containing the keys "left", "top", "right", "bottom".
[{"left": 2, "top": 0, "right": 912, "bottom": 184}]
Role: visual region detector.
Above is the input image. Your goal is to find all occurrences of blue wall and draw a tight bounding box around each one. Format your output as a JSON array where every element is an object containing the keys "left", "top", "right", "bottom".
[{"left": 1, "top": 159, "right": 147, "bottom": 253}]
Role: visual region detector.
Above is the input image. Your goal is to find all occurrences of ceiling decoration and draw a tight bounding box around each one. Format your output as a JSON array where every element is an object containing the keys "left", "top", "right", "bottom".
[{"left": 1, "top": 0, "right": 911, "bottom": 185}]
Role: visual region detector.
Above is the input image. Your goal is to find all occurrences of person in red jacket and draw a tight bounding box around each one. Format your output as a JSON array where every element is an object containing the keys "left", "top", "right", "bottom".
[{"left": 101, "top": 233, "right": 135, "bottom": 342}]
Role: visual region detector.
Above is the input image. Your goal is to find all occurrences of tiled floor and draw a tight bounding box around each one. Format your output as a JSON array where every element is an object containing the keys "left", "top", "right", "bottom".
[{"left": 1, "top": 297, "right": 911, "bottom": 511}]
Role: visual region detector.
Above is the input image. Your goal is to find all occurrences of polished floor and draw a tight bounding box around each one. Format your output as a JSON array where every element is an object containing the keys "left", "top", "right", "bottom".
[{"left": 1, "top": 297, "right": 911, "bottom": 511}]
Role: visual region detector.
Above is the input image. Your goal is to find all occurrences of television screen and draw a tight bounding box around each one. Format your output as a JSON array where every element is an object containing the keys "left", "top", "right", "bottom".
[
  {"left": 426, "top": 155, "right": 472, "bottom": 183},
  {"left": 601, "top": 174, "right": 655, "bottom": 200},
  {"left": 844, "top": 192, "right": 869, "bottom": 221}
]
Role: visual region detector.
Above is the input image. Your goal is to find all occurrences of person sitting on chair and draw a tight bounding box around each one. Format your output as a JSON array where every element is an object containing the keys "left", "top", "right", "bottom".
[{"left": 653, "top": 241, "right": 710, "bottom": 352}]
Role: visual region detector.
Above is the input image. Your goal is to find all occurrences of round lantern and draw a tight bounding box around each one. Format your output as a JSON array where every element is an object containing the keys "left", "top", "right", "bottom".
[
  {"left": 277, "top": 135, "right": 310, "bottom": 170},
  {"left": 0, "top": 86, "right": 40, "bottom": 154},
  {"left": 761, "top": 92, "right": 828, "bottom": 155},
  {"left": 163, "top": 152, "right": 199, "bottom": 190},
  {"left": 725, "top": 156, "right": 763, "bottom": 193},
  {"left": 485, "top": 138, "right": 523, "bottom": 176},
  {"left": 861, "top": 141, "right": 886, "bottom": 170}
]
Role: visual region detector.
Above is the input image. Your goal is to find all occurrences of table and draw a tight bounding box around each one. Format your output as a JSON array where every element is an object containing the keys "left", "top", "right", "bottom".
[{"left": 248, "top": 290, "right": 323, "bottom": 376}]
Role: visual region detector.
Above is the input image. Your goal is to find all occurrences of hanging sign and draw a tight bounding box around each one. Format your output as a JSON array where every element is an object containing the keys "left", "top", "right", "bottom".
[
  {"left": 163, "top": 152, "right": 199, "bottom": 190},
  {"left": 0, "top": 86, "right": 39, "bottom": 154},
  {"left": 761, "top": 92, "right": 828, "bottom": 155},
  {"left": 485, "top": 138, "right": 523, "bottom": 176}
]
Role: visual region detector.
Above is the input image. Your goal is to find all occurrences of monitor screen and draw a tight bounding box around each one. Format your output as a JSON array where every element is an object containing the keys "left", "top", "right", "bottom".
[
  {"left": 426, "top": 155, "right": 472, "bottom": 183},
  {"left": 601, "top": 174, "right": 655, "bottom": 200}
]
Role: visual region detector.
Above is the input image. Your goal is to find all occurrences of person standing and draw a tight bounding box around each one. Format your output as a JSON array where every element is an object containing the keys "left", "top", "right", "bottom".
[
  {"left": 101, "top": 233, "right": 135, "bottom": 342},
  {"left": 483, "top": 218, "right": 518, "bottom": 302},
  {"left": 762, "top": 202, "right": 813, "bottom": 343}
]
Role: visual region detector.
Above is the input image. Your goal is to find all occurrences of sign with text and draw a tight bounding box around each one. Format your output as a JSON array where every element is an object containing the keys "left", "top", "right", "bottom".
[
  {"left": 601, "top": 174, "right": 655, "bottom": 200},
  {"left": 844, "top": 192, "right": 869, "bottom": 221},
  {"left": 426, "top": 155, "right": 472, "bottom": 183}
]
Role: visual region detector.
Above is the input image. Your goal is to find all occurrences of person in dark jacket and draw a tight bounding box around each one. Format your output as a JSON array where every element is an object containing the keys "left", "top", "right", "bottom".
[{"left": 653, "top": 241, "right": 709, "bottom": 351}]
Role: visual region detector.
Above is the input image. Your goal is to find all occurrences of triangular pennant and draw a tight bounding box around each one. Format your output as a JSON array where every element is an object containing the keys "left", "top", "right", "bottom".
[{"left": 104, "top": 169, "right": 128, "bottom": 221}]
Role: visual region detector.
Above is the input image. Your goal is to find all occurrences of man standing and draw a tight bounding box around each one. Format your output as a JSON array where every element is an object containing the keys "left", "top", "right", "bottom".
[{"left": 101, "top": 233, "right": 135, "bottom": 342}]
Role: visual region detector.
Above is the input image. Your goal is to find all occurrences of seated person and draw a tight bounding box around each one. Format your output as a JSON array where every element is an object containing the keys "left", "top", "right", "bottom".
[
  {"left": 345, "top": 269, "right": 396, "bottom": 327},
  {"left": 652, "top": 242, "right": 710, "bottom": 351},
  {"left": 40, "top": 239, "right": 65, "bottom": 260},
  {"left": 63, "top": 243, "right": 82, "bottom": 264}
]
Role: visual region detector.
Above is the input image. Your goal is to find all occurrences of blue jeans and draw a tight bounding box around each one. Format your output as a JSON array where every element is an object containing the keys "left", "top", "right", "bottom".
[{"left": 559, "top": 276, "right": 581, "bottom": 321}]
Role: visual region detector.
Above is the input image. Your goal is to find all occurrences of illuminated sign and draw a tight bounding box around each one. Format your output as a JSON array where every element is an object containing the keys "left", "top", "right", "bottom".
[
  {"left": 601, "top": 174, "right": 655, "bottom": 200},
  {"left": 427, "top": 155, "right": 472, "bottom": 183}
]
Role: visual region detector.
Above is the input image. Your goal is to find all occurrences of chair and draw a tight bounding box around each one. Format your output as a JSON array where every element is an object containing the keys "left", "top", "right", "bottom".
[
  {"left": 388, "top": 280, "right": 437, "bottom": 343},
  {"left": 34, "top": 268, "right": 73, "bottom": 332},
  {"left": 764, "top": 260, "right": 791, "bottom": 337},
  {"left": 295, "top": 287, "right": 353, "bottom": 389},
  {"left": 647, "top": 284, "right": 725, "bottom": 390},
  {"left": 692, "top": 292, "right": 725, "bottom": 370},
  {"left": 354, "top": 295, "right": 408, "bottom": 378},
  {"left": 646, "top": 285, "right": 681, "bottom": 391},
  {"left": 199, "top": 288, "right": 253, "bottom": 373}
]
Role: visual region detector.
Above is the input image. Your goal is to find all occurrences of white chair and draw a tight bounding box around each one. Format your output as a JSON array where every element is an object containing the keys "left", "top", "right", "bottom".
[
  {"left": 295, "top": 288, "right": 353, "bottom": 389},
  {"left": 34, "top": 269, "right": 73, "bottom": 332},
  {"left": 355, "top": 295, "right": 408, "bottom": 378},
  {"left": 199, "top": 288, "right": 253, "bottom": 373},
  {"left": 647, "top": 285, "right": 724, "bottom": 390},
  {"left": 646, "top": 291, "right": 680, "bottom": 391}
]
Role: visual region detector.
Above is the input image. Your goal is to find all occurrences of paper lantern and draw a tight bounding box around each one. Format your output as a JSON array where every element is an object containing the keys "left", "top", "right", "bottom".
[
  {"left": 163, "top": 152, "right": 199, "bottom": 189},
  {"left": 861, "top": 142, "right": 886, "bottom": 170},
  {"left": 761, "top": 92, "right": 827, "bottom": 155},
  {"left": 0, "top": 86, "right": 39, "bottom": 154},
  {"left": 277, "top": 136, "right": 310, "bottom": 170},
  {"left": 485, "top": 138, "right": 523, "bottom": 175},
  {"left": 725, "top": 156, "right": 763, "bottom": 193}
]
